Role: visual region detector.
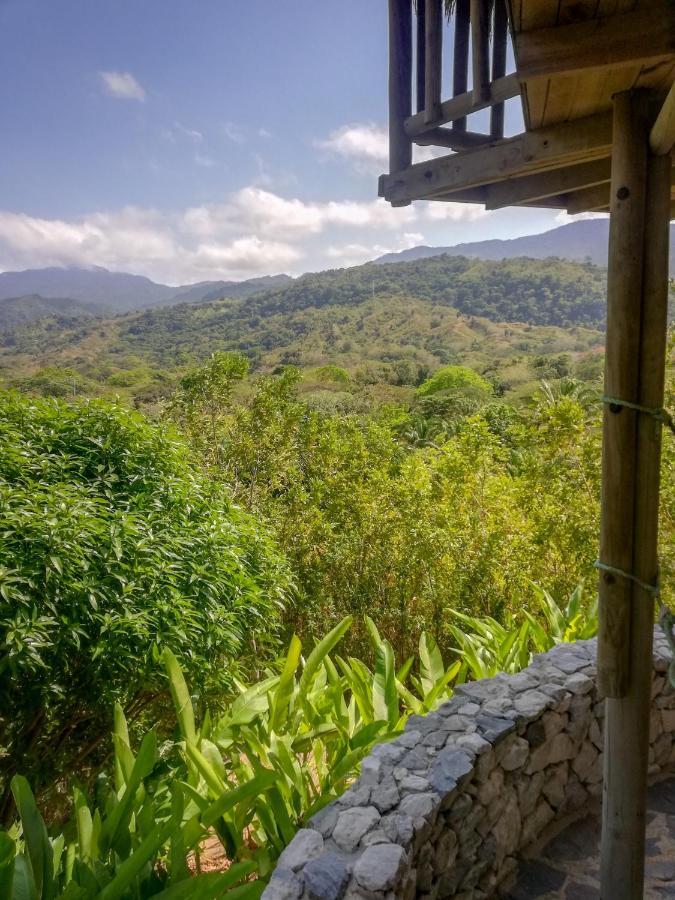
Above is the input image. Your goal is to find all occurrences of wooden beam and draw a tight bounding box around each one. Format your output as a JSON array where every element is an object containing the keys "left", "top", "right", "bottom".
[
  {"left": 388, "top": 0, "right": 413, "bottom": 204},
  {"left": 404, "top": 72, "right": 520, "bottom": 136},
  {"left": 650, "top": 82, "right": 675, "bottom": 155},
  {"left": 600, "top": 140, "right": 672, "bottom": 900},
  {"left": 490, "top": 0, "right": 509, "bottom": 139},
  {"left": 425, "top": 0, "right": 443, "bottom": 124},
  {"left": 414, "top": 127, "right": 493, "bottom": 149},
  {"left": 483, "top": 157, "right": 611, "bottom": 209},
  {"left": 453, "top": 0, "right": 471, "bottom": 131},
  {"left": 566, "top": 183, "right": 610, "bottom": 214},
  {"left": 514, "top": 4, "right": 675, "bottom": 81},
  {"left": 471, "top": 0, "right": 491, "bottom": 104},
  {"left": 381, "top": 111, "right": 612, "bottom": 203}
]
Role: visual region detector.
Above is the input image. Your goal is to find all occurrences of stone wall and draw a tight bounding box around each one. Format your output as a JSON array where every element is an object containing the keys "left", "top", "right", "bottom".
[{"left": 262, "top": 628, "right": 675, "bottom": 900}]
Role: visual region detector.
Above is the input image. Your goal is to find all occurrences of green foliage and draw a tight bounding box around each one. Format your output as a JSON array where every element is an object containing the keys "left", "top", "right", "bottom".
[
  {"left": 416, "top": 365, "right": 492, "bottom": 398},
  {"left": 1, "top": 708, "right": 262, "bottom": 900},
  {"left": 0, "top": 392, "right": 290, "bottom": 813}
]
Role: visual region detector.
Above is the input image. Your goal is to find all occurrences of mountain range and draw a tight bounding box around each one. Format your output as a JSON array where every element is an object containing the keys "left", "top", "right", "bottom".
[{"left": 375, "top": 219, "right": 675, "bottom": 269}]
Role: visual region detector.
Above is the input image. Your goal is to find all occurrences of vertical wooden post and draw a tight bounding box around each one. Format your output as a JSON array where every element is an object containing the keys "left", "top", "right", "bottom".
[
  {"left": 490, "top": 0, "right": 508, "bottom": 139},
  {"left": 597, "top": 91, "right": 649, "bottom": 699},
  {"left": 424, "top": 0, "right": 443, "bottom": 124},
  {"left": 470, "top": 0, "right": 491, "bottom": 104},
  {"left": 453, "top": 0, "right": 470, "bottom": 131},
  {"left": 600, "top": 94, "right": 672, "bottom": 900},
  {"left": 416, "top": 0, "right": 426, "bottom": 113},
  {"left": 388, "top": 0, "right": 413, "bottom": 189}
]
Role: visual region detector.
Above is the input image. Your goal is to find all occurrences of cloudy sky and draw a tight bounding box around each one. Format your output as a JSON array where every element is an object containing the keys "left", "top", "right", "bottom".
[{"left": 0, "top": 0, "right": 581, "bottom": 285}]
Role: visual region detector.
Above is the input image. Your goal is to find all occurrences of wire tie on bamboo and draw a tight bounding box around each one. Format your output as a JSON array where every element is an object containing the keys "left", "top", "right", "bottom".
[
  {"left": 601, "top": 395, "right": 675, "bottom": 435},
  {"left": 659, "top": 607, "right": 675, "bottom": 689},
  {"left": 593, "top": 560, "right": 660, "bottom": 597}
]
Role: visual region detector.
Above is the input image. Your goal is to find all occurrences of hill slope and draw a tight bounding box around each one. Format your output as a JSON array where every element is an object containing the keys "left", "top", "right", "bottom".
[
  {"left": 375, "top": 220, "right": 675, "bottom": 269},
  {"left": 0, "top": 294, "right": 99, "bottom": 331}
]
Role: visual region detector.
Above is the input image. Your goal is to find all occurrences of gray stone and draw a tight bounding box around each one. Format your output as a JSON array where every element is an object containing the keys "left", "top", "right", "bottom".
[
  {"left": 332, "top": 806, "right": 380, "bottom": 852},
  {"left": 433, "top": 829, "right": 458, "bottom": 874},
  {"left": 263, "top": 868, "right": 304, "bottom": 900},
  {"left": 303, "top": 853, "right": 350, "bottom": 900},
  {"left": 542, "top": 761, "right": 568, "bottom": 809},
  {"left": 353, "top": 843, "right": 407, "bottom": 892},
  {"left": 566, "top": 672, "right": 594, "bottom": 694},
  {"left": 399, "top": 774, "right": 431, "bottom": 792},
  {"left": 372, "top": 775, "right": 400, "bottom": 813},
  {"left": 475, "top": 713, "right": 515, "bottom": 744},
  {"left": 525, "top": 732, "right": 574, "bottom": 773},
  {"left": 359, "top": 756, "right": 383, "bottom": 786},
  {"left": 371, "top": 742, "right": 406, "bottom": 764},
  {"left": 381, "top": 812, "right": 414, "bottom": 845},
  {"left": 514, "top": 689, "right": 551, "bottom": 719},
  {"left": 499, "top": 736, "right": 530, "bottom": 772},
  {"left": 477, "top": 768, "right": 504, "bottom": 807},
  {"left": 399, "top": 791, "right": 438, "bottom": 821},
  {"left": 401, "top": 746, "right": 431, "bottom": 772},
  {"left": 398, "top": 730, "right": 422, "bottom": 748},
  {"left": 455, "top": 732, "right": 491, "bottom": 756},
  {"left": 277, "top": 829, "right": 324, "bottom": 871},
  {"left": 572, "top": 740, "right": 598, "bottom": 781},
  {"left": 309, "top": 804, "right": 339, "bottom": 838},
  {"left": 336, "top": 783, "right": 371, "bottom": 807},
  {"left": 428, "top": 748, "right": 473, "bottom": 794}
]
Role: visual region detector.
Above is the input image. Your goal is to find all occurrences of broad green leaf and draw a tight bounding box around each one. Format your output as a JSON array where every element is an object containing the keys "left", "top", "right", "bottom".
[
  {"left": 0, "top": 832, "right": 16, "bottom": 900},
  {"left": 163, "top": 648, "right": 197, "bottom": 744},
  {"left": 10, "top": 776, "right": 53, "bottom": 900},
  {"left": 270, "top": 635, "right": 302, "bottom": 733}
]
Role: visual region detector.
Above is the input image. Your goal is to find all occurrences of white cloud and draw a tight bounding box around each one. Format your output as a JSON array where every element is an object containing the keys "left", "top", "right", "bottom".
[
  {"left": 223, "top": 121, "right": 245, "bottom": 144},
  {"left": 317, "top": 123, "right": 448, "bottom": 174},
  {"left": 194, "top": 153, "right": 215, "bottom": 168},
  {"left": 424, "top": 202, "right": 488, "bottom": 223},
  {"left": 99, "top": 71, "right": 146, "bottom": 102},
  {"left": 0, "top": 188, "right": 426, "bottom": 283},
  {"left": 554, "top": 210, "right": 608, "bottom": 225}
]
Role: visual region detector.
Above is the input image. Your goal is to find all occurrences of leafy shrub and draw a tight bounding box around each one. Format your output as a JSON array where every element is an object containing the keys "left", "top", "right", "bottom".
[
  {"left": 0, "top": 392, "right": 290, "bottom": 816},
  {"left": 416, "top": 364, "right": 493, "bottom": 398}
]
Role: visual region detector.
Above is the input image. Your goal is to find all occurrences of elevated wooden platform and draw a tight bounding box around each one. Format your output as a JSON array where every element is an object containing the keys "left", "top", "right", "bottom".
[{"left": 379, "top": 0, "right": 675, "bottom": 216}]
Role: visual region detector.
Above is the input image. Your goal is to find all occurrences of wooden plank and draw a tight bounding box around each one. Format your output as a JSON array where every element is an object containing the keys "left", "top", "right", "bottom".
[
  {"left": 471, "top": 0, "right": 491, "bottom": 104},
  {"left": 381, "top": 111, "right": 613, "bottom": 203},
  {"left": 490, "top": 0, "right": 509, "bottom": 138},
  {"left": 566, "top": 182, "right": 611, "bottom": 213},
  {"left": 416, "top": 0, "right": 426, "bottom": 113},
  {"left": 484, "top": 157, "right": 611, "bottom": 208},
  {"left": 597, "top": 91, "right": 650, "bottom": 700},
  {"left": 425, "top": 0, "right": 443, "bottom": 123},
  {"left": 600, "top": 148, "right": 672, "bottom": 900},
  {"left": 388, "top": 0, "right": 413, "bottom": 201},
  {"left": 453, "top": 0, "right": 471, "bottom": 131},
  {"left": 650, "top": 81, "right": 675, "bottom": 155},
  {"left": 414, "top": 127, "right": 493, "bottom": 149},
  {"left": 404, "top": 73, "right": 520, "bottom": 135},
  {"left": 514, "top": 4, "right": 675, "bottom": 81}
]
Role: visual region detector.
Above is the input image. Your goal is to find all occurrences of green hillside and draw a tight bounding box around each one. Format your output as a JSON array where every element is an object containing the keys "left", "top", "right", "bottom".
[{"left": 0, "top": 255, "right": 609, "bottom": 404}]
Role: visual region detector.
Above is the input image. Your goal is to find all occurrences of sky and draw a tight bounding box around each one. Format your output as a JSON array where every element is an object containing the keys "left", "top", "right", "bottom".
[{"left": 0, "top": 0, "right": 586, "bottom": 285}]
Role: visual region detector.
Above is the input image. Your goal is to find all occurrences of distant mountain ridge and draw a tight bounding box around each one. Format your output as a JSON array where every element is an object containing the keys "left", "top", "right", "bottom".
[
  {"left": 375, "top": 220, "right": 675, "bottom": 270},
  {"left": 0, "top": 267, "right": 293, "bottom": 317}
]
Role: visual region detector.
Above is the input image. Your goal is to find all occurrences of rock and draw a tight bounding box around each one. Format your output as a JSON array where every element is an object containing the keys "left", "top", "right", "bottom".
[
  {"left": 352, "top": 843, "right": 407, "bottom": 892},
  {"left": 514, "top": 690, "right": 550, "bottom": 719},
  {"left": 372, "top": 775, "right": 400, "bottom": 813},
  {"left": 475, "top": 713, "right": 515, "bottom": 744},
  {"left": 571, "top": 740, "right": 598, "bottom": 781},
  {"left": 303, "top": 852, "right": 350, "bottom": 900},
  {"left": 337, "top": 783, "right": 370, "bottom": 807},
  {"left": 262, "top": 868, "right": 304, "bottom": 900},
  {"left": 309, "top": 804, "right": 339, "bottom": 838},
  {"left": 359, "top": 756, "right": 383, "bottom": 786},
  {"left": 516, "top": 770, "right": 545, "bottom": 817},
  {"left": 492, "top": 789, "right": 521, "bottom": 856},
  {"left": 399, "top": 792, "right": 438, "bottom": 821},
  {"left": 382, "top": 812, "right": 414, "bottom": 846},
  {"left": 433, "top": 829, "right": 458, "bottom": 874},
  {"left": 455, "top": 732, "right": 491, "bottom": 756},
  {"left": 401, "top": 747, "right": 431, "bottom": 772},
  {"left": 277, "top": 829, "right": 324, "bottom": 871},
  {"left": 542, "top": 762, "right": 568, "bottom": 809},
  {"left": 499, "top": 736, "right": 530, "bottom": 772},
  {"left": 477, "top": 769, "right": 504, "bottom": 807},
  {"left": 332, "top": 806, "right": 380, "bottom": 852},
  {"left": 525, "top": 732, "right": 574, "bottom": 773},
  {"left": 566, "top": 672, "right": 594, "bottom": 694},
  {"left": 399, "top": 774, "right": 431, "bottom": 792},
  {"left": 521, "top": 798, "right": 555, "bottom": 845},
  {"left": 399, "top": 730, "right": 422, "bottom": 749},
  {"left": 428, "top": 748, "right": 473, "bottom": 794}
]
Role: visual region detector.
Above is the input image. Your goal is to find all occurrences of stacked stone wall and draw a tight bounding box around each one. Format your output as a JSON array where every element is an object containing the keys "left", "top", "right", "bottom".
[{"left": 263, "top": 628, "right": 675, "bottom": 900}]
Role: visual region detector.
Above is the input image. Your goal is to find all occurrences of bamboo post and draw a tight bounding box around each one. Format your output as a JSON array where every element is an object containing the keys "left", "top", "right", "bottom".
[
  {"left": 599, "top": 94, "right": 672, "bottom": 900},
  {"left": 416, "top": 0, "right": 426, "bottom": 113},
  {"left": 453, "top": 0, "right": 470, "bottom": 131},
  {"left": 388, "top": 0, "right": 413, "bottom": 189},
  {"left": 425, "top": 0, "right": 443, "bottom": 124},
  {"left": 597, "top": 91, "right": 649, "bottom": 699},
  {"left": 471, "top": 0, "right": 491, "bottom": 105},
  {"left": 490, "top": 0, "right": 508, "bottom": 139}
]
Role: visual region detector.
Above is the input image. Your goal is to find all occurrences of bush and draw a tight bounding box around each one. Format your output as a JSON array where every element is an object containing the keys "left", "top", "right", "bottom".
[
  {"left": 0, "top": 393, "right": 290, "bottom": 818},
  {"left": 416, "top": 364, "right": 493, "bottom": 398}
]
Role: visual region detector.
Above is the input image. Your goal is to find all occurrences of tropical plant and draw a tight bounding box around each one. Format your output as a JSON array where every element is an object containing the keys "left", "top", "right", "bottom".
[{"left": 0, "top": 392, "right": 290, "bottom": 819}]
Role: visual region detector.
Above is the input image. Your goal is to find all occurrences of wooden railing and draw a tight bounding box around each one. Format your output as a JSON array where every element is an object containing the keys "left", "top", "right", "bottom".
[{"left": 388, "top": 0, "right": 520, "bottom": 199}]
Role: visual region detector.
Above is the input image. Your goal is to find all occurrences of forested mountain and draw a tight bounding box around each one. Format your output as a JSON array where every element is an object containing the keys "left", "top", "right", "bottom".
[
  {"left": 375, "top": 220, "right": 675, "bottom": 270},
  {"left": 0, "top": 254, "right": 611, "bottom": 404},
  {"left": 0, "top": 294, "right": 99, "bottom": 330},
  {"left": 0, "top": 266, "right": 293, "bottom": 316}
]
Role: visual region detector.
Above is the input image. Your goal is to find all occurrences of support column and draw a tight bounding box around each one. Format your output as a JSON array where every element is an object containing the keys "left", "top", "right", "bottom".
[{"left": 599, "top": 91, "right": 672, "bottom": 899}]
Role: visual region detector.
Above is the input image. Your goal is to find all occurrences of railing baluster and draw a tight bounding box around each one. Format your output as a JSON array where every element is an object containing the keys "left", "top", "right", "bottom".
[
  {"left": 424, "top": 0, "right": 443, "bottom": 124},
  {"left": 490, "top": 0, "right": 508, "bottom": 138},
  {"left": 453, "top": 0, "right": 470, "bottom": 131},
  {"left": 416, "top": 0, "right": 426, "bottom": 113},
  {"left": 388, "top": 0, "right": 413, "bottom": 185},
  {"left": 471, "top": 0, "right": 491, "bottom": 105}
]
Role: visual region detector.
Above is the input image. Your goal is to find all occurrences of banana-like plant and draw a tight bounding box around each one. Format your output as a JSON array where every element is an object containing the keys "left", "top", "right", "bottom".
[
  {"left": 448, "top": 611, "right": 532, "bottom": 679},
  {"left": 0, "top": 705, "right": 264, "bottom": 900},
  {"left": 523, "top": 581, "right": 598, "bottom": 651}
]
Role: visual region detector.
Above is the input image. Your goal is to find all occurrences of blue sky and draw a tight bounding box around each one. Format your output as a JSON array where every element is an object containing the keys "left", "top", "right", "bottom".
[{"left": 0, "top": 0, "right": 578, "bottom": 284}]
